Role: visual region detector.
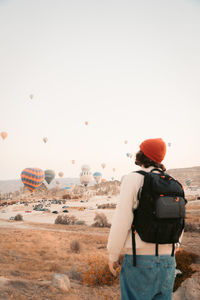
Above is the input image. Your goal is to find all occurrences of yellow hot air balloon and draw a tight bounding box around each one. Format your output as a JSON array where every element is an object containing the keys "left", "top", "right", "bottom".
[
  {"left": 101, "top": 163, "right": 106, "bottom": 169},
  {"left": 58, "top": 172, "right": 64, "bottom": 178},
  {"left": 1, "top": 132, "right": 8, "bottom": 140}
]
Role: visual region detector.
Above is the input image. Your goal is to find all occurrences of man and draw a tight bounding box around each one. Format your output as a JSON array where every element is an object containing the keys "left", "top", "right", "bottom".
[{"left": 107, "top": 138, "right": 182, "bottom": 300}]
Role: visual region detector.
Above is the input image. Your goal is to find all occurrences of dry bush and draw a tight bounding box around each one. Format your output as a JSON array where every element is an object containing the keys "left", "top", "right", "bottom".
[
  {"left": 14, "top": 214, "right": 23, "bottom": 221},
  {"left": 174, "top": 250, "right": 199, "bottom": 291},
  {"left": 184, "top": 222, "right": 200, "bottom": 233},
  {"left": 70, "top": 240, "right": 81, "bottom": 253},
  {"left": 82, "top": 255, "right": 120, "bottom": 286},
  {"left": 55, "top": 215, "right": 77, "bottom": 225},
  {"left": 62, "top": 194, "right": 71, "bottom": 200},
  {"left": 97, "top": 203, "right": 116, "bottom": 209},
  {"left": 92, "top": 213, "right": 111, "bottom": 228}
]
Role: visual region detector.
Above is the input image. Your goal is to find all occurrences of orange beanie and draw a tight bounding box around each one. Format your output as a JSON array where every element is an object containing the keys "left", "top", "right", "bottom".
[{"left": 140, "top": 138, "right": 166, "bottom": 164}]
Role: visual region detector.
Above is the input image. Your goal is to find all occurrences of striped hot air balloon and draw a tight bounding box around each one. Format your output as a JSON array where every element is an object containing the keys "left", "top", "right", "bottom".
[{"left": 21, "top": 168, "right": 45, "bottom": 192}]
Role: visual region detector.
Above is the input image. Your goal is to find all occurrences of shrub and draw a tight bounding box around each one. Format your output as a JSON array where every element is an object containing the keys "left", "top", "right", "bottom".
[
  {"left": 82, "top": 255, "right": 120, "bottom": 286},
  {"left": 174, "top": 250, "right": 199, "bottom": 291},
  {"left": 92, "top": 213, "right": 111, "bottom": 228},
  {"left": 70, "top": 240, "right": 81, "bottom": 253},
  {"left": 97, "top": 203, "right": 116, "bottom": 209},
  {"left": 184, "top": 222, "right": 200, "bottom": 233},
  {"left": 55, "top": 215, "right": 77, "bottom": 225},
  {"left": 14, "top": 214, "right": 23, "bottom": 221}
]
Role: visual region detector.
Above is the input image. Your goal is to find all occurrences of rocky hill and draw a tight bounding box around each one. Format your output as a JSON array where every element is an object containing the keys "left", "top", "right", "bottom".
[{"left": 167, "top": 166, "right": 200, "bottom": 187}]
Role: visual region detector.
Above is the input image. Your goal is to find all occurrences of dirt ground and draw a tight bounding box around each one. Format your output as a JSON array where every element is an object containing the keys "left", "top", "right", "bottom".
[{"left": 0, "top": 207, "right": 199, "bottom": 300}]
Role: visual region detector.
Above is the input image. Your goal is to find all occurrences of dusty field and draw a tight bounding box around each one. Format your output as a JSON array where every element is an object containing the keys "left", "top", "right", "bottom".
[
  {"left": 0, "top": 220, "right": 199, "bottom": 300},
  {"left": 0, "top": 223, "right": 120, "bottom": 300}
]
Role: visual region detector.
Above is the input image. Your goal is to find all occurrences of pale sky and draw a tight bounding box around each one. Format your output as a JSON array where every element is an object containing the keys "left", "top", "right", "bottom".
[{"left": 0, "top": 0, "right": 200, "bottom": 181}]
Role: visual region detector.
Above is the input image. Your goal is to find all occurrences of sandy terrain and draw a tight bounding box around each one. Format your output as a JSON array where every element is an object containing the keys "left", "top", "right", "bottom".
[{"left": 0, "top": 193, "right": 199, "bottom": 300}]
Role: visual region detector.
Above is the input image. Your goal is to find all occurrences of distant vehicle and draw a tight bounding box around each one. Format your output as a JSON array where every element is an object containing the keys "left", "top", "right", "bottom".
[
  {"left": 25, "top": 211, "right": 32, "bottom": 213},
  {"left": 88, "top": 207, "right": 95, "bottom": 210},
  {"left": 1, "top": 210, "right": 6, "bottom": 213},
  {"left": 52, "top": 211, "right": 58, "bottom": 214},
  {"left": 62, "top": 210, "right": 69, "bottom": 213},
  {"left": 40, "top": 208, "right": 49, "bottom": 211},
  {"left": 9, "top": 216, "right": 15, "bottom": 220},
  {"left": 62, "top": 206, "right": 68, "bottom": 208}
]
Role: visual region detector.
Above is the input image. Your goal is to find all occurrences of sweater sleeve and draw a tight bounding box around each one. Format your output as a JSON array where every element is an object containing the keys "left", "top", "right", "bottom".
[{"left": 107, "top": 173, "right": 141, "bottom": 262}]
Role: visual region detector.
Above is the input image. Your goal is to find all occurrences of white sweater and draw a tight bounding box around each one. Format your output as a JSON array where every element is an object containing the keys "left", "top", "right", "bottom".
[{"left": 107, "top": 166, "right": 181, "bottom": 262}]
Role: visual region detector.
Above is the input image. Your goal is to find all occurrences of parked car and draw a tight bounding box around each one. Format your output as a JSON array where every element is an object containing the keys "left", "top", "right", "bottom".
[
  {"left": 9, "top": 216, "right": 15, "bottom": 220},
  {"left": 62, "top": 210, "right": 69, "bottom": 213},
  {"left": 52, "top": 211, "right": 58, "bottom": 214}
]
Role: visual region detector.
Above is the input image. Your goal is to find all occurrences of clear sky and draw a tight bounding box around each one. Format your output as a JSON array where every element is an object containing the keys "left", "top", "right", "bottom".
[{"left": 0, "top": 0, "right": 199, "bottom": 181}]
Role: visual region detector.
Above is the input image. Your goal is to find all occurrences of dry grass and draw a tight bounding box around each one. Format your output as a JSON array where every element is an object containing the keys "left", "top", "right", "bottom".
[
  {"left": 82, "top": 255, "right": 120, "bottom": 286},
  {"left": 0, "top": 225, "right": 120, "bottom": 299}
]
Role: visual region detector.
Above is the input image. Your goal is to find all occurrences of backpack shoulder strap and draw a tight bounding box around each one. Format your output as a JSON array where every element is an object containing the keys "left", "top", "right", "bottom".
[{"left": 134, "top": 170, "right": 148, "bottom": 176}]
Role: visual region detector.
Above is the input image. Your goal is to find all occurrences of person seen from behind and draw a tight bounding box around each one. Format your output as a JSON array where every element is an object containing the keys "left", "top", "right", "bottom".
[{"left": 107, "top": 138, "right": 185, "bottom": 300}]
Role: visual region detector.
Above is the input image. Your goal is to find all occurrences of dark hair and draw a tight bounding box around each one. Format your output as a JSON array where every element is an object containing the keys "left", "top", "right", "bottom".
[{"left": 135, "top": 150, "right": 166, "bottom": 172}]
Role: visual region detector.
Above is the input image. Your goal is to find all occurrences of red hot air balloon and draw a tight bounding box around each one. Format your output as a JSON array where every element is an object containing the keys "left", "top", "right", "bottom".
[{"left": 21, "top": 168, "right": 45, "bottom": 192}]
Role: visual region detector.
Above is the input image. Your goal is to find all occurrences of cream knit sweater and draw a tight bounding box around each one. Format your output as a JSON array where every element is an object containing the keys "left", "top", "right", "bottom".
[{"left": 107, "top": 166, "right": 182, "bottom": 262}]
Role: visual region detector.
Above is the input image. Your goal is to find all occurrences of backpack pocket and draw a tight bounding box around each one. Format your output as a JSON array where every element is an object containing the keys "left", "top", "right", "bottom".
[{"left": 156, "top": 196, "right": 185, "bottom": 219}]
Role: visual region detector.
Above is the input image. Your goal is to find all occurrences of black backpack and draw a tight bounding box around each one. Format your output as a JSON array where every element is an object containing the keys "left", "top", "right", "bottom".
[{"left": 131, "top": 168, "right": 187, "bottom": 266}]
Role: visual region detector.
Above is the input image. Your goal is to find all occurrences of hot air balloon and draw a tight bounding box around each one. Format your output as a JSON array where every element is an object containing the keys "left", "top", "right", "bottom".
[
  {"left": 126, "top": 153, "right": 130, "bottom": 158},
  {"left": 101, "top": 178, "right": 106, "bottom": 183},
  {"left": 29, "top": 94, "right": 34, "bottom": 100},
  {"left": 21, "top": 168, "right": 44, "bottom": 192},
  {"left": 101, "top": 163, "right": 106, "bottom": 169},
  {"left": 80, "top": 165, "right": 92, "bottom": 186},
  {"left": 124, "top": 140, "right": 128, "bottom": 144},
  {"left": 1, "top": 132, "right": 8, "bottom": 140},
  {"left": 111, "top": 177, "right": 114, "bottom": 181},
  {"left": 85, "top": 121, "right": 88, "bottom": 126},
  {"left": 93, "top": 172, "right": 102, "bottom": 184},
  {"left": 168, "top": 142, "right": 171, "bottom": 147},
  {"left": 72, "top": 160, "right": 75, "bottom": 164},
  {"left": 43, "top": 137, "right": 48, "bottom": 143},
  {"left": 112, "top": 168, "right": 116, "bottom": 172},
  {"left": 44, "top": 169, "right": 55, "bottom": 184},
  {"left": 129, "top": 153, "right": 133, "bottom": 158},
  {"left": 58, "top": 172, "right": 64, "bottom": 178},
  {"left": 185, "top": 178, "right": 192, "bottom": 187}
]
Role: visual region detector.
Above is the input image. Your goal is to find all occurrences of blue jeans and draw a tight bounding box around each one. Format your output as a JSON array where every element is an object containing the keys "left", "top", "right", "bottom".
[{"left": 120, "top": 254, "right": 175, "bottom": 300}]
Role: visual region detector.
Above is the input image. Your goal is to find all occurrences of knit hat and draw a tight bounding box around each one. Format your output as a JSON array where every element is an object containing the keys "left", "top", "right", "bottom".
[{"left": 140, "top": 138, "right": 166, "bottom": 163}]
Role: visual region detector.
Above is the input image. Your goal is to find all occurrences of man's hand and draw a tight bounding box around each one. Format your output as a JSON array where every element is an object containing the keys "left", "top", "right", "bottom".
[{"left": 108, "top": 260, "right": 119, "bottom": 277}]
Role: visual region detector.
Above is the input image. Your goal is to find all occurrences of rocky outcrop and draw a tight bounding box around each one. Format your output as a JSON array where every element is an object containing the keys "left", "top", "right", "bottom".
[{"left": 173, "top": 277, "right": 200, "bottom": 300}]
